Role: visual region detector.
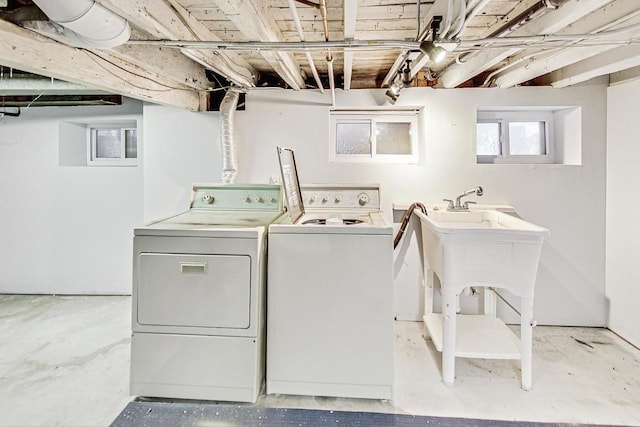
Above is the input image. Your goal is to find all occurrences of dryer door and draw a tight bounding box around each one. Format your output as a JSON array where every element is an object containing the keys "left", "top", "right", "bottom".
[{"left": 137, "top": 253, "right": 251, "bottom": 329}]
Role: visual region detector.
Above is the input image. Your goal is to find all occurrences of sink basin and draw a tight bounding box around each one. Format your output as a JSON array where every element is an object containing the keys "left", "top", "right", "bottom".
[
  {"left": 414, "top": 208, "right": 549, "bottom": 390},
  {"left": 415, "top": 209, "right": 549, "bottom": 296}
]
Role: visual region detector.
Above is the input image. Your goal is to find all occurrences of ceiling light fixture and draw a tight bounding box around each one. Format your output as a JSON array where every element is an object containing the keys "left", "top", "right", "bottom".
[
  {"left": 420, "top": 41, "right": 447, "bottom": 64},
  {"left": 385, "top": 82, "right": 401, "bottom": 104}
]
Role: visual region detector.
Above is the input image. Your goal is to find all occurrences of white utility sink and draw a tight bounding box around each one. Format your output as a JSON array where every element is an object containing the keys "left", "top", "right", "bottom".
[{"left": 414, "top": 208, "right": 549, "bottom": 390}]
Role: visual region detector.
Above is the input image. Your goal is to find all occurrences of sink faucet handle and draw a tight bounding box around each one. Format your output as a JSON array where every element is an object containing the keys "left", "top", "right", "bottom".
[
  {"left": 463, "top": 201, "right": 476, "bottom": 209},
  {"left": 443, "top": 198, "right": 454, "bottom": 209}
]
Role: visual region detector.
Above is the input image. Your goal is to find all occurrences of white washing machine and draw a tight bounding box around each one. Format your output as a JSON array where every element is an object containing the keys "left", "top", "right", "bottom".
[
  {"left": 130, "top": 183, "right": 284, "bottom": 403},
  {"left": 266, "top": 148, "right": 394, "bottom": 400}
]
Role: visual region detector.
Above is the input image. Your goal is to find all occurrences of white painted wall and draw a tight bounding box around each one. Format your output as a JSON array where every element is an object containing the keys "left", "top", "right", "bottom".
[
  {"left": 143, "top": 84, "right": 608, "bottom": 326},
  {"left": 142, "top": 103, "right": 222, "bottom": 223},
  {"left": 606, "top": 81, "right": 640, "bottom": 347},
  {"left": 0, "top": 99, "right": 143, "bottom": 294}
]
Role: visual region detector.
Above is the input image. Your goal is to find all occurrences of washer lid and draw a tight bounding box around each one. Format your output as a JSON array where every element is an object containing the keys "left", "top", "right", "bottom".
[{"left": 277, "top": 147, "right": 305, "bottom": 223}]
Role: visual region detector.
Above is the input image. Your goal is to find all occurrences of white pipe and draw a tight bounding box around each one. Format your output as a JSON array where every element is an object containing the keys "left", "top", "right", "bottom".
[
  {"left": 327, "top": 55, "right": 336, "bottom": 106},
  {"left": 32, "top": 0, "right": 130, "bottom": 48},
  {"left": 456, "top": 0, "right": 491, "bottom": 37},
  {"left": 440, "top": 0, "right": 455, "bottom": 39},
  {"left": 220, "top": 90, "right": 240, "bottom": 184},
  {"left": 305, "top": 51, "right": 324, "bottom": 92},
  {"left": 446, "top": 0, "right": 467, "bottom": 39},
  {"left": 287, "top": 0, "right": 324, "bottom": 93}
]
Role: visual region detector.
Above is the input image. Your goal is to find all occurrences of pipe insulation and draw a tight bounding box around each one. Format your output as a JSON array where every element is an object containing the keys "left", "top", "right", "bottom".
[
  {"left": 220, "top": 90, "right": 240, "bottom": 184},
  {"left": 31, "top": 0, "right": 130, "bottom": 48}
]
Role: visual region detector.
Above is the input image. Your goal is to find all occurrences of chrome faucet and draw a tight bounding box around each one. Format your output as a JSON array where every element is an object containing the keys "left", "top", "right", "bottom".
[{"left": 444, "top": 186, "right": 483, "bottom": 211}]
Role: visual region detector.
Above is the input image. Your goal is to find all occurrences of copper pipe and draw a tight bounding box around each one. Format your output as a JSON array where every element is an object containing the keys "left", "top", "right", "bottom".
[{"left": 319, "top": 0, "right": 330, "bottom": 43}]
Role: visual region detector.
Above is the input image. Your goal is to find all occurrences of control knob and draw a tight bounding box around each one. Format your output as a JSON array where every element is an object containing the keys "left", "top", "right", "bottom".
[
  {"left": 309, "top": 195, "right": 317, "bottom": 204},
  {"left": 322, "top": 195, "right": 329, "bottom": 203},
  {"left": 201, "top": 193, "right": 214, "bottom": 204},
  {"left": 358, "top": 193, "right": 370, "bottom": 206},
  {"left": 334, "top": 195, "right": 342, "bottom": 203},
  {"left": 255, "top": 196, "right": 264, "bottom": 203}
]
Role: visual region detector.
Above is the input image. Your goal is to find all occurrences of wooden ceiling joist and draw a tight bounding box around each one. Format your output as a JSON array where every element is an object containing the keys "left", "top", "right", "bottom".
[
  {"left": 437, "top": 0, "right": 613, "bottom": 88},
  {"left": 95, "top": 0, "right": 257, "bottom": 88},
  {"left": 212, "top": 0, "right": 305, "bottom": 90},
  {"left": 0, "top": 19, "right": 201, "bottom": 110},
  {"left": 492, "top": 0, "right": 640, "bottom": 88},
  {"left": 342, "top": 0, "right": 357, "bottom": 91}
]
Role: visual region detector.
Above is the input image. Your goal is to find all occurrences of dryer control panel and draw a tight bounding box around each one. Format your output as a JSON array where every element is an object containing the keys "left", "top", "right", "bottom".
[
  {"left": 301, "top": 184, "right": 381, "bottom": 210},
  {"left": 190, "top": 183, "right": 283, "bottom": 211}
]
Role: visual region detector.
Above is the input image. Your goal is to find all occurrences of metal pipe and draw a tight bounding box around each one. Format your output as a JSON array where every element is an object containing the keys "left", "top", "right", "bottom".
[
  {"left": 294, "top": 0, "right": 320, "bottom": 8},
  {"left": 126, "top": 21, "right": 640, "bottom": 51},
  {"left": 287, "top": 0, "right": 324, "bottom": 92},
  {"left": 126, "top": 39, "right": 422, "bottom": 50},
  {"left": 220, "top": 89, "right": 240, "bottom": 184}
]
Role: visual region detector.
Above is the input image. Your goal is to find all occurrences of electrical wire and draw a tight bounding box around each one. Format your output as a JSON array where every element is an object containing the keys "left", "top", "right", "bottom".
[{"left": 83, "top": 49, "right": 198, "bottom": 92}]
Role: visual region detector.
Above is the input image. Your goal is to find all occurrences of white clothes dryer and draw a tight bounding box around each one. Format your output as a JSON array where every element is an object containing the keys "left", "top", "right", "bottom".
[
  {"left": 130, "top": 183, "right": 284, "bottom": 403},
  {"left": 266, "top": 148, "right": 394, "bottom": 400}
]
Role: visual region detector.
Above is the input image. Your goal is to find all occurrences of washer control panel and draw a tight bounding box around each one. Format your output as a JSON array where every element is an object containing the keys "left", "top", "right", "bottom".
[
  {"left": 301, "top": 184, "right": 381, "bottom": 210},
  {"left": 190, "top": 183, "right": 283, "bottom": 211}
]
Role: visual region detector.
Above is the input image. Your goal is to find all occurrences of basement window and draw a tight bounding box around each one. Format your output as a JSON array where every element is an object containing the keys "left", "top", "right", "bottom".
[
  {"left": 476, "top": 110, "right": 554, "bottom": 164},
  {"left": 87, "top": 123, "right": 138, "bottom": 166},
  {"left": 330, "top": 109, "right": 419, "bottom": 163}
]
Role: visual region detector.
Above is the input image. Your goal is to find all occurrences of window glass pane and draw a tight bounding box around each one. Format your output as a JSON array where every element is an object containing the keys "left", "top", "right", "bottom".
[
  {"left": 95, "top": 129, "right": 121, "bottom": 158},
  {"left": 476, "top": 122, "right": 501, "bottom": 155},
  {"left": 336, "top": 122, "right": 371, "bottom": 155},
  {"left": 125, "top": 129, "right": 137, "bottom": 159},
  {"left": 376, "top": 122, "right": 412, "bottom": 155},
  {"left": 508, "top": 122, "right": 546, "bottom": 155}
]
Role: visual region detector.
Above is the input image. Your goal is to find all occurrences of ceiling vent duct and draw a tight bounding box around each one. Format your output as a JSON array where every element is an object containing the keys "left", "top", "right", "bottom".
[
  {"left": 220, "top": 89, "right": 240, "bottom": 184},
  {"left": 28, "top": 0, "right": 130, "bottom": 48}
]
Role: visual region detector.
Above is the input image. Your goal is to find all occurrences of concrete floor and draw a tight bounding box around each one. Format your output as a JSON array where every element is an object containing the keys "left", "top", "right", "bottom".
[{"left": 1, "top": 294, "right": 639, "bottom": 427}]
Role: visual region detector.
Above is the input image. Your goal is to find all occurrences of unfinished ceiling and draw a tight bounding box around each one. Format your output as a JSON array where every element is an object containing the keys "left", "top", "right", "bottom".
[{"left": 1, "top": 0, "right": 640, "bottom": 111}]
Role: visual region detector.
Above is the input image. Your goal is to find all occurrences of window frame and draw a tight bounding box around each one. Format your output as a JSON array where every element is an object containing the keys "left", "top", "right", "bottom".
[
  {"left": 86, "top": 123, "right": 138, "bottom": 166},
  {"left": 329, "top": 109, "right": 419, "bottom": 164},
  {"left": 476, "top": 110, "right": 554, "bottom": 164}
]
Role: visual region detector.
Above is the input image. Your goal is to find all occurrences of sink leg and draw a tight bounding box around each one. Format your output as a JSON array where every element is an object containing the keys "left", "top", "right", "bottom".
[
  {"left": 423, "top": 269, "right": 435, "bottom": 339},
  {"left": 484, "top": 287, "right": 497, "bottom": 317},
  {"left": 442, "top": 291, "right": 457, "bottom": 386},
  {"left": 520, "top": 297, "right": 534, "bottom": 391}
]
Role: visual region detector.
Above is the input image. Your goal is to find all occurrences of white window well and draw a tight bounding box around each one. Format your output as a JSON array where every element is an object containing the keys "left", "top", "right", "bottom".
[
  {"left": 87, "top": 123, "right": 138, "bottom": 166},
  {"left": 330, "top": 109, "right": 419, "bottom": 163},
  {"left": 476, "top": 110, "right": 554, "bottom": 164}
]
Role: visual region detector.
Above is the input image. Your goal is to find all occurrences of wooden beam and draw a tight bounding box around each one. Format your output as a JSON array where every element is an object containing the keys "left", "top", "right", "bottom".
[
  {"left": 0, "top": 19, "right": 201, "bottom": 110},
  {"left": 438, "top": 0, "right": 613, "bottom": 88},
  {"left": 111, "top": 43, "right": 211, "bottom": 91},
  {"left": 492, "top": 0, "right": 640, "bottom": 88},
  {"left": 342, "top": 0, "right": 357, "bottom": 90},
  {"left": 212, "top": 0, "right": 305, "bottom": 89},
  {"left": 609, "top": 65, "right": 640, "bottom": 86},
  {"left": 549, "top": 44, "right": 640, "bottom": 88},
  {"left": 95, "top": 0, "right": 257, "bottom": 88}
]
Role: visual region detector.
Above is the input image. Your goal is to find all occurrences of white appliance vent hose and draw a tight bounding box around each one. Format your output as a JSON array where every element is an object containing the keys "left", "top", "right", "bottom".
[{"left": 220, "top": 90, "right": 239, "bottom": 184}]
